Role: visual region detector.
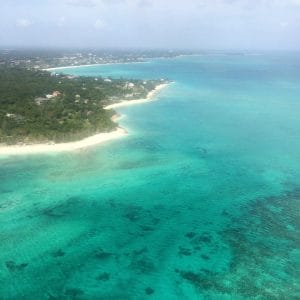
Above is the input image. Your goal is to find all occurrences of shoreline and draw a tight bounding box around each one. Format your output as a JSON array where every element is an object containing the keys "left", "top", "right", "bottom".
[
  {"left": 104, "top": 83, "right": 169, "bottom": 110},
  {"left": 43, "top": 54, "right": 192, "bottom": 72},
  {"left": 0, "top": 84, "right": 169, "bottom": 156},
  {"left": 44, "top": 61, "right": 149, "bottom": 71},
  {"left": 0, "top": 127, "right": 127, "bottom": 156}
]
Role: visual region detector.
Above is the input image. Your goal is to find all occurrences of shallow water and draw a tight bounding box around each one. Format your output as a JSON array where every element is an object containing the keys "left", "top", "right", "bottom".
[{"left": 1, "top": 53, "right": 300, "bottom": 299}]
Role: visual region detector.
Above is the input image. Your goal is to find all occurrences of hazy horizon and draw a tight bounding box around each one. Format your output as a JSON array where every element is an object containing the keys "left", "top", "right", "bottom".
[
  {"left": 2, "top": 46, "right": 300, "bottom": 53},
  {"left": 1, "top": 0, "right": 300, "bottom": 51}
]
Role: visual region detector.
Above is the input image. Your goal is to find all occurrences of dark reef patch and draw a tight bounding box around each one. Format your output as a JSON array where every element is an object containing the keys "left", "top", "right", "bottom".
[
  {"left": 145, "top": 287, "right": 155, "bottom": 295},
  {"left": 51, "top": 249, "right": 65, "bottom": 258},
  {"left": 42, "top": 207, "right": 66, "bottom": 218},
  {"left": 185, "top": 231, "right": 196, "bottom": 239},
  {"left": 64, "top": 288, "right": 84, "bottom": 297},
  {"left": 190, "top": 233, "right": 212, "bottom": 246},
  {"left": 193, "top": 246, "right": 202, "bottom": 251},
  {"left": 222, "top": 209, "right": 230, "bottom": 217},
  {"left": 5, "top": 261, "right": 28, "bottom": 272},
  {"left": 97, "top": 272, "right": 110, "bottom": 281},
  {"left": 178, "top": 246, "right": 192, "bottom": 256},
  {"left": 200, "top": 254, "right": 210, "bottom": 260},
  {"left": 38, "top": 196, "right": 81, "bottom": 218},
  {"left": 132, "top": 247, "right": 148, "bottom": 256},
  {"left": 124, "top": 206, "right": 142, "bottom": 222},
  {"left": 179, "top": 270, "right": 227, "bottom": 292},
  {"left": 140, "top": 225, "right": 155, "bottom": 232},
  {"left": 130, "top": 257, "right": 156, "bottom": 274},
  {"left": 94, "top": 248, "right": 113, "bottom": 260}
]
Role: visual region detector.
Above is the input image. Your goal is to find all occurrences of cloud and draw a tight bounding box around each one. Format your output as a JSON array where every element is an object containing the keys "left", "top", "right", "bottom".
[
  {"left": 287, "top": 0, "right": 300, "bottom": 5},
  {"left": 137, "top": 0, "right": 152, "bottom": 8},
  {"left": 66, "top": 0, "right": 96, "bottom": 7},
  {"left": 94, "top": 18, "right": 106, "bottom": 29},
  {"left": 16, "top": 18, "right": 32, "bottom": 27},
  {"left": 66, "top": 0, "right": 127, "bottom": 7},
  {"left": 58, "top": 17, "right": 66, "bottom": 27},
  {"left": 280, "top": 21, "right": 289, "bottom": 28}
]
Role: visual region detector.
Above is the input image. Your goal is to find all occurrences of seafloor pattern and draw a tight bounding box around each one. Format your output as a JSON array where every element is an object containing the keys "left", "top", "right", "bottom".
[
  {"left": 177, "top": 188, "right": 300, "bottom": 299},
  {"left": 1, "top": 185, "right": 299, "bottom": 299}
]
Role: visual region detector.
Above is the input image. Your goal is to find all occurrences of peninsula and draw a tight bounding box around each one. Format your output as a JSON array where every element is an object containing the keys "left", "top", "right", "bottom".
[{"left": 0, "top": 66, "right": 169, "bottom": 155}]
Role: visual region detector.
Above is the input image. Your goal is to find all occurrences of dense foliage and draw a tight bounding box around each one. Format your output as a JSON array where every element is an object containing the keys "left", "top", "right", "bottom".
[{"left": 0, "top": 67, "right": 161, "bottom": 144}]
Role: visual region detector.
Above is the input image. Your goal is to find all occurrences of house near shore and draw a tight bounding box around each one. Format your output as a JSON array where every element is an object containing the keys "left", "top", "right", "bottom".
[
  {"left": 35, "top": 91, "right": 62, "bottom": 105},
  {"left": 125, "top": 93, "right": 134, "bottom": 98},
  {"left": 47, "top": 91, "right": 61, "bottom": 98},
  {"left": 125, "top": 82, "right": 135, "bottom": 89},
  {"left": 6, "top": 113, "right": 16, "bottom": 118},
  {"left": 35, "top": 97, "right": 49, "bottom": 105},
  {"left": 53, "top": 91, "right": 61, "bottom": 97},
  {"left": 5, "top": 113, "right": 24, "bottom": 122}
]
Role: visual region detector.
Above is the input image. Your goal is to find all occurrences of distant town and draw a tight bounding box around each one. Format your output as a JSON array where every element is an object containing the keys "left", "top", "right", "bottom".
[{"left": 0, "top": 49, "right": 200, "bottom": 70}]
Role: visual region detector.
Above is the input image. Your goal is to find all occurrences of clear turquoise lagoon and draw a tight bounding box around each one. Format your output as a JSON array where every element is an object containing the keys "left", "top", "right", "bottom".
[{"left": 1, "top": 53, "right": 300, "bottom": 299}]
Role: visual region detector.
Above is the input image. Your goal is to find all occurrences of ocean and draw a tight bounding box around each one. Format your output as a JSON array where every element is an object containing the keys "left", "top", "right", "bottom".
[{"left": 1, "top": 53, "right": 300, "bottom": 299}]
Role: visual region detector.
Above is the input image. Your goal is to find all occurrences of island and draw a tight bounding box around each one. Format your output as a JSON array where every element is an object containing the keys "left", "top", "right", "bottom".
[{"left": 0, "top": 66, "right": 169, "bottom": 154}]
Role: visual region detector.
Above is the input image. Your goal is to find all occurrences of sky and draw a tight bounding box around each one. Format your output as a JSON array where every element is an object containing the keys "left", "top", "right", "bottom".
[{"left": 0, "top": 0, "right": 300, "bottom": 50}]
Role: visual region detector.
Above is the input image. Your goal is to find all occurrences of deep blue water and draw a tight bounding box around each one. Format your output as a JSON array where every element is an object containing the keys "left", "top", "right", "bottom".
[{"left": 0, "top": 53, "right": 300, "bottom": 299}]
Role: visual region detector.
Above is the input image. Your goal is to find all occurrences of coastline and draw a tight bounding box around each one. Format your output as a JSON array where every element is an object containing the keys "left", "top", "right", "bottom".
[
  {"left": 44, "top": 61, "right": 148, "bottom": 72},
  {"left": 104, "top": 83, "right": 168, "bottom": 110},
  {"left": 0, "top": 84, "right": 168, "bottom": 156},
  {"left": 43, "top": 54, "right": 192, "bottom": 72},
  {"left": 0, "top": 128, "right": 127, "bottom": 156}
]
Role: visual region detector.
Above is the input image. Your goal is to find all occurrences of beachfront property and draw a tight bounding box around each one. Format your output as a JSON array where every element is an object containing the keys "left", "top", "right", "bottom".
[{"left": 35, "top": 91, "right": 62, "bottom": 104}]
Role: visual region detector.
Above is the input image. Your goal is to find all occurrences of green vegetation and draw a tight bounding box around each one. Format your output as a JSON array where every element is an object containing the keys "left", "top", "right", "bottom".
[{"left": 0, "top": 66, "right": 165, "bottom": 144}]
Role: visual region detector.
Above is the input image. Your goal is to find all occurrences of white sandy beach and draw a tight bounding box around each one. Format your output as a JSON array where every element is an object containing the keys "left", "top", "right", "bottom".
[
  {"left": 0, "top": 128, "right": 127, "bottom": 156},
  {"left": 104, "top": 83, "right": 168, "bottom": 110},
  {"left": 44, "top": 61, "right": 148, "bottom": 72},
  {"left": 0, "top": 84, "right": 168, "bottom": 156}
]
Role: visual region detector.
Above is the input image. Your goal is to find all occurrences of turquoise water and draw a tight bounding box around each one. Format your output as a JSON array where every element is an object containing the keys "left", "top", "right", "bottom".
[{"left": 1, "top": 53, "right": 300, "bottom": 299}]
